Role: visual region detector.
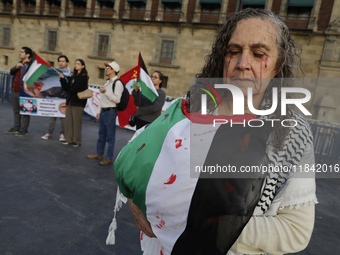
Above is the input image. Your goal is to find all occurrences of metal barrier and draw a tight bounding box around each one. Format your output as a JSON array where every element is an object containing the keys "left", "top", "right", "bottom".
[
  {"left": 0, "top": 71, "right": 12, "bottom": 104},
  {"left": 309, "top": 122, "right": 340, "bottom": 165}
]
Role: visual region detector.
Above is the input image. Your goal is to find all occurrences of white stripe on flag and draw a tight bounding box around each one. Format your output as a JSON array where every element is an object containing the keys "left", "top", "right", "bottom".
[{"left": 22, "top": 60, "right": 40, "bottom": 83}]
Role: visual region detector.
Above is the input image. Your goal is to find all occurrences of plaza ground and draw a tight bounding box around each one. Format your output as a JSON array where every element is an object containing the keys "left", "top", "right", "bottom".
[{"left": 0, "top": 102, "right": 339, "bottom": 255}]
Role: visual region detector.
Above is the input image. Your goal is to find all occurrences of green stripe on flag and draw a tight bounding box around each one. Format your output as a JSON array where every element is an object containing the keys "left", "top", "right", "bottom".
[
  {"left": 138, "top": 77, "right": 158, "bottom": 102},
  {"left": 26, "top": 65, "right": 50, "bottom": 86},
  {"left": 114, "top": 99, "right": 187, "bottom": 217}
]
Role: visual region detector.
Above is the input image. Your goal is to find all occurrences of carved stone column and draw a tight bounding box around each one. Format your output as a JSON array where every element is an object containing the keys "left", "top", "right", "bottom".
[
  {"left": 218, "top": 0, "right": 228, "bottom": 24},
  {"left": 265, "top": 0, "right": 273, "bottom": 11},
  {"left": 67, "top": 0, "right": 74, "bottom": 16},
  {"left": 308, "top": 0, "right": 322, "bottom": 31},
  {"left": 113, "top": 0, "right": 120, "bottom": 18},
  {"left": 179, "top": 0, "right": 188, "bottom": 22},
  {"left": 279, "top": 0, "right": 288, "bottom": 19},
  {"left": 35, "top": 0, "right": 41, "bottom": 14},
  {"left": 85, "top": 0, "right": 92, "bottom": 16},
  {"left": 192, "top": 0, "right": 201, "bottom": 23},
  {"left": 12, "top": 0, "right": 17, "bottom": 14},
  {"left": 94, "top": 0, "right": 100, "bottom": 17},
  {"left": 122, "top": 2, "right": 130, "bottom": 19},
  {"left": 144, "top": 0, "right": 152, "bottom": 20},
  {"left": 155, "top": 0, "right": 163, "bottom": 21},
  {"left": 59, "top": 0, "right": 66, "bottom": 17}
]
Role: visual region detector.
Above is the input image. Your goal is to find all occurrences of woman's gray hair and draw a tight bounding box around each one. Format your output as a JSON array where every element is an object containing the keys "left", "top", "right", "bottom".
[{"left": 195, "top": 8, "right": 303, "bottom": 151}]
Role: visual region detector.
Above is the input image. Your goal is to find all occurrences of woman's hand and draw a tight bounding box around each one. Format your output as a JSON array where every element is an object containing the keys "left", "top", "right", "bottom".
[
  {"left": 58, "top": 72, "right": 64, "bottom": 79},
  {"left": 128, "top": 198, "right": 156, "bottom": 238}
]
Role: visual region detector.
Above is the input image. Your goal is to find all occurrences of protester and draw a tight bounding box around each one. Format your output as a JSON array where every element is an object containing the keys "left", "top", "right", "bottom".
[
  {"left": 132, "top": 71, "right": 166, "bottom": 129},
  {"left": 41, "top": 55, "right": 70, "bottom": 142},
  {"left": 87, "top": 61, "right": 123, "bottom": 166},
  {"left": 6, "top": 47, "right": 33, "bottom": 137},
  {"left": 113, "top": 8, "right": 317, "bottom": 255},
  {"left": 58, "top": 59, "right": 88, "bottom": 147}
]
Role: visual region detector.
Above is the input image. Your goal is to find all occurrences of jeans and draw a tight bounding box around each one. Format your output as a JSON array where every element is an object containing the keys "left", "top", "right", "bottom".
[{"left": 96, "top": 108, "right": 117, "bottom": 160}]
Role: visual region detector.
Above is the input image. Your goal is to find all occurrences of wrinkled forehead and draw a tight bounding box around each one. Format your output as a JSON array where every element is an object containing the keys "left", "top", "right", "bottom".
[{"left": 229, "top": 18, "right": 279, "bottom": 47}]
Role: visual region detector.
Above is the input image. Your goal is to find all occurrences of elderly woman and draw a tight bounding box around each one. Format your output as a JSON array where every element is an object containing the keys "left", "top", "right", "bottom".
[{"left": 112, "top": 8, "right": 317, "bottom": 255}]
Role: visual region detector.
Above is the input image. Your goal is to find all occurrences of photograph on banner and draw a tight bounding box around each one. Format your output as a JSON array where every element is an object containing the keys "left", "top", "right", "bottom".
[{"left": 20, "top": 68, "right": 72, "bottom": 117}]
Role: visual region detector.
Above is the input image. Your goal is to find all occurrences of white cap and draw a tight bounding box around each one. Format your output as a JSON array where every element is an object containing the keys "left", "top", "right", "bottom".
[{"left": 104, "top": 61, "right": 120, "bottom": 72}]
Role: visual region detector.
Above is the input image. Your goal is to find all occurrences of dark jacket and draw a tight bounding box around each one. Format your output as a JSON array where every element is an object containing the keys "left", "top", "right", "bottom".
[
  {"left": 132, "top": 88, "right": 166, "bottom": 123},
  {"left": 60, "top": 73, "right": 88, "bottom": 107}
]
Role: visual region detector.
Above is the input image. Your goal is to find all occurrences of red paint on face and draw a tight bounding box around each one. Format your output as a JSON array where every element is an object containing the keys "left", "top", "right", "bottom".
[
  {"left": 226, "top": 55, "right": 233, "bottom": 78},
  {"left": 175, "top": 139, "right": 182, "bottom": 149},
  {"left": 164, "top": 174, "right": 176, "bottom": 185},
  {"left": 264, "top": 56, "right": 268, "bottom": 68}
]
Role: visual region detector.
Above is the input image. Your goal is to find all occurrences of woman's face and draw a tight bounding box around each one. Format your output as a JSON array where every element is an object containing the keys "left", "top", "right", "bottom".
[
  {"left": 74, "top": 60, "right": 84, "bottom": 72},
  {"left": 151, "top": 72, "right": 162, "bottom": 87},
  {"left": 223, "top": 18, "right": 279, "bottom": 97}
]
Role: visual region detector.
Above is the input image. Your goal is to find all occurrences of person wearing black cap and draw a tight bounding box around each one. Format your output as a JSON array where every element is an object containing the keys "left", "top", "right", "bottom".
[{"left": 87, "top": 61, "right": 123, "bottom": 166}]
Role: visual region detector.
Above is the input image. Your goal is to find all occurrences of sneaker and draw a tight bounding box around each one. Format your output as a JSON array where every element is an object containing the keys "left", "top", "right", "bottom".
[
  {"left": 41, "top": 133, "right": 52, "bottom": 140},
  {"left": 87, "top": 154, "right": 104, "bottom": 159},
  {"left": 59, "top": 134, "right": 66, "bottom": 142},
  {"left": 6, "top": 128, "right": 19, "bottom": 135},
  {"left": 62, "top": 142, "right": 69, "bottom": 145},
  {"left": 71, "top": 143, "right": 81, "bottom": 148},
  {"left": 15, "top": 131, "right": 28, "bottom": 137}
]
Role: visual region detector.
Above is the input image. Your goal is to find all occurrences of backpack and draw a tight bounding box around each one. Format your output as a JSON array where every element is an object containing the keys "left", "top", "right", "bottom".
[{"left": 112, "top": 78, "right": 129, "bottom": 111}]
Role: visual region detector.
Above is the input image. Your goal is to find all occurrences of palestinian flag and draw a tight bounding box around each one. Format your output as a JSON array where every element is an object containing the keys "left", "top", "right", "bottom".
[
  {"left": 136, "top": 52, "right": 158, "bottom": 102},
  {"left": 23, "top": 52, "right": 51, "bottom": 86},
  {"left": 117, "top": 66, "right": 139, "bottom": 128},
  {"left": 114, "top": 99, "right": 272, "bottom": 254}
]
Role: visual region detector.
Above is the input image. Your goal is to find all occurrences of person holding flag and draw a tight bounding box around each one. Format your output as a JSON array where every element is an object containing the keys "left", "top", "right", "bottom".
[
  {"left": 58, "top": 59, "right": 89, "bottom": 147},
  {"left": 131, "top": 55, "right": 166, "bottom": 129},
  {"left": 6, "top": 47, "right": 33, "bottom": 137},
  {"left": 41, "top": 55, "right": 71, "bottom": 142}
]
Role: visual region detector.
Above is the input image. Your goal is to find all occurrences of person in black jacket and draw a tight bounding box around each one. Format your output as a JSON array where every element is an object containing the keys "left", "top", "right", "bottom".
[
  {"left": 58, "top": 59, "right": 88, "bottom": 147},
  {"left": 132, "top": 71, "right": 166, "bottom": 130}
]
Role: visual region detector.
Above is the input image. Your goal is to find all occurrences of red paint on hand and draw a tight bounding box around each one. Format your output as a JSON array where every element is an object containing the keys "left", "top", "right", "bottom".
[{"left": 164, "top": 174, "right": 176, "bottom": 185}]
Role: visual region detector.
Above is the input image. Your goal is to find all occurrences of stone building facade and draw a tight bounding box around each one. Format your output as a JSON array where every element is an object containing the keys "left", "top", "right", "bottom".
[{"left": 0, "top": 0, "right": 340, "bottom": 121}]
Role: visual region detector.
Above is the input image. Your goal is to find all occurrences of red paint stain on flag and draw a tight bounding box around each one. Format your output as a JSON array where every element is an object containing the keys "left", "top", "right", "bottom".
[
  {"left": 136, "top": 143, "right": 146, "bottom": 154},
  {"left": 156, "top": 219, "right": 166, "bottom": 229},
  {"left": 175, "top": 139, "right": 182, "bottom": 149},
  {"left": 164, "top": 174, "right": 176, "bottom": 185}
]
